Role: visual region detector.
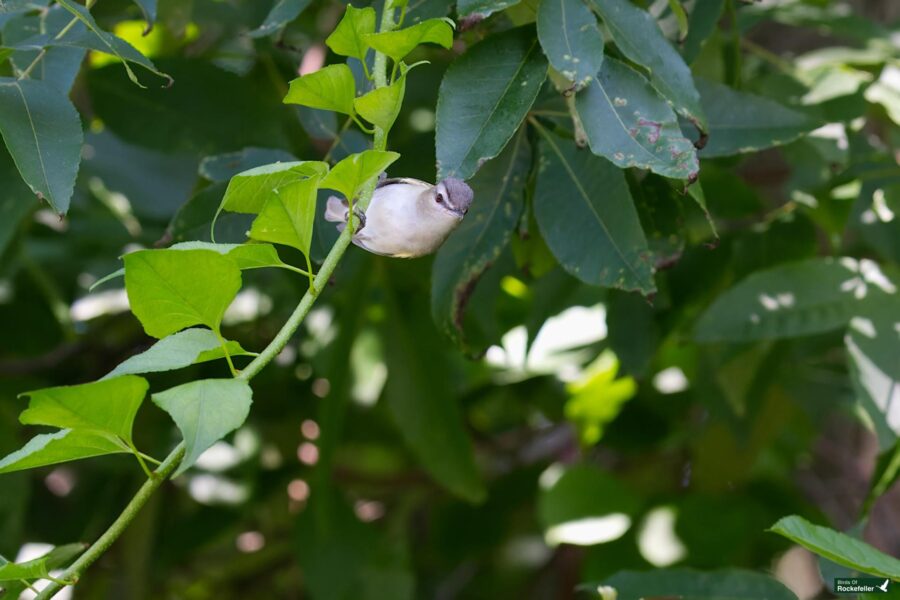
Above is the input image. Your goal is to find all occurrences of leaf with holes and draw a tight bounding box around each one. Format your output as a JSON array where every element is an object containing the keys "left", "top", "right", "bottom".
[
  {"left": 575, "top": 58, "right": 698, "bottom": 180},
  {"left": 436, "top": 26, "right": 547, "bottom": 180},
  {"left": 534, "top": 128, "right": 655, "bottom": 294},
  {"left": 152, "top": 378, "right": 253, "bottom": 476},
  {"left": 124, "top": 248, "right": 242, "bottom": 339}
]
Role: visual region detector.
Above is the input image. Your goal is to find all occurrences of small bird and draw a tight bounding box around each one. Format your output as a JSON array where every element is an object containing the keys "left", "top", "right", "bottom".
[{"left": 325, "top": 176, "right": 474, "bottom": 258}]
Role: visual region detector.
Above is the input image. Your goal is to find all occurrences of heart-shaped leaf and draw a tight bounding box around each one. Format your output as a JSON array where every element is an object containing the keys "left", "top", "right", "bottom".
[
  {"left": 220, "top": 161, "right": 329, "bottom": 214},
  {"left": 364, "top": 18, "right": 453, "bottom": 62},
  {"left": 320, "top": 150, "right": 400, "bottom": 200},
  {"left": 284, "top": 64, "right": 356, "bottom": 116},
  {"left": 249, "top": 175, "right": 320, "bottom": 256},
  {"left": 326, "top": 5, "right": 376, "bottom": 63},
  {"left": 354, "top": 73, "right": 406, "bottom": 131}
]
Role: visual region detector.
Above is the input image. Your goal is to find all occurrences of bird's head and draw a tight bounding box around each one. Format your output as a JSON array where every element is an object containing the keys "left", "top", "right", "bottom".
[{"left": 434, "top": 178, "right": 474, "bottom": 219}]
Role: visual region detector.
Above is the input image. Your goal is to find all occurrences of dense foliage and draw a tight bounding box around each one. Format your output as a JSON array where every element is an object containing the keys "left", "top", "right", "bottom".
[{"left": 0, "top": 0, "right": 898, "bottom": 598}]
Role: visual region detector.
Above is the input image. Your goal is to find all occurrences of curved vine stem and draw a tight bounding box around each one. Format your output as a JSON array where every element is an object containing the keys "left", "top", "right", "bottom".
[{"left": 35, "top": 1, "right": 400, "bottom": 597}]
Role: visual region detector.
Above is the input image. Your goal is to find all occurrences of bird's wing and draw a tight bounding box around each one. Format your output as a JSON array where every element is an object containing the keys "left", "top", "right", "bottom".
[{"left": 376, "top": 177, "right": 430, "bottom": 190}]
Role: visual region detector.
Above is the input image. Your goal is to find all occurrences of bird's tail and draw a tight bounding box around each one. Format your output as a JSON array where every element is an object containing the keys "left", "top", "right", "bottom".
[{"left": 324, "top": 196, "right": 348, "bottom": 223}]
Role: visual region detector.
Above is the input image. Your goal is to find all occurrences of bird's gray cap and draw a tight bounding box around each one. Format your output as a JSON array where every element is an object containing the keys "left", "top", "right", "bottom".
[{"left": 440, "top": 177, "right": 474, "bottom": 214}]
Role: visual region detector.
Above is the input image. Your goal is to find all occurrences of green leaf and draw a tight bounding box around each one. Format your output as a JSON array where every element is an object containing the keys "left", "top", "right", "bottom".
[
  {"left": 354, "top": 73, "right": 406, "bottom": 132},
  {"left": 694, "top": 258, "right": 894, "bottom": 342},
  {"left": 575, "top": 57, "right": 699, "bottom": 180},
  {"left": 0, "top": 543, "right": 85, "bottom": 582},
  {"left": 587, "top": 569, "right": 798, "bottom": 600},
  {"left": 131, "top": 0, "right": 157, "bottom": 32},
  {"left": 770, "top": 515, "right": 900, "bottom": 579},
  {"left": 536, "top": 0, "right": 605, "bottom": 90},
  {"left": 326, "top": 5, "right": 376, "bottom": 63},
  {"left": 382, "top": 293, "right": 485, "bottom": 503},
  {"left": 436, "top": 26, "right": 547, "bottom": 180},
  {"left": 320, "top": 150, "right": 400, "bottom": 201},
  {"left": 538, "top": 463, "right": 638, "bottom": 546},
  {"left": 124, "top": 248, "right": 242, "bottom": 339},
  {"left": 363, "top": 18, "right": 453, "bottom": 62},
  {"left": 169, "top": 241, "right": 295, "bottom": 271},
  {"left": 0, "top": 78, "right": 82, "bottom": 215},
  {"left": 283, "top": 64, "right": 356, "bottom": 116},
  {"left": 249, "top": 175, "right": 320, "bottom": 256},
  {"left": 587, "top": 0, "right": 706, "bottom": 129},
  {"left": 54, "top": 0, "right": 171, "bottom": 87},
  {"left": 696, "top": 80, "right": 822, "bottom": 157},
  {"left": 152, "top": 379, "right": 253, "bottom": 476},
  {"left": 667, "top": 0, "right": 689, "bottom": 41},
  {"left": 220, "top": 161, "right": 328, "bottom": 214},
  {"left": 533, "top": 128, "right": 655, "bottom": 294},
  {"left": 19, "top": 376, "right": 147, "bottom": 445},
  {"left": 845, "top": 297, "right": 900, "bottom": 449},
  {"left": 0, "top": 146, "right": 33, "bottom": 257},
  {"left": 457, "top": 0, "right": 521, "bottom": 19},
  {"left": 432, "top": 129, "right": 529, "bottom": 350},
  {"left": 0, "top": 430, "right": 128, "bottom": 474},
  {"left": 199, "top": 148, "right": 296, "bottom": 183},
  {"left": 104, "top": 328, "right": 253, "bottom": 379},
  {"left": 3, "top": 7, "right": 86, "bottom": 94},
  {"left": 681, "top": 0, "right": 724, "bottom": 63},
  {"left": 249, "top": 0, "right": 312, "bottom": 38}
]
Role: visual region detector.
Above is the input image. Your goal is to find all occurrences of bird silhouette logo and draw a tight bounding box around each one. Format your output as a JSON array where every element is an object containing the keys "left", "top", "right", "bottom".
[{"left": 878, "top": 580, "right": 890, "bottom": 593}]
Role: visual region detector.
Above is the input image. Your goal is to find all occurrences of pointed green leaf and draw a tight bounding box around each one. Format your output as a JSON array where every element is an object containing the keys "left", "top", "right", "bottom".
[
  {"left": 0, "top": 78, "right": 82, "bottom": 214},
  {"left": 152, "top": 379, "right": 253, "bottom": 476},
  {"left": 697, "top": 80, "right": 822, "bottom": 157},
  {"left": 54, "top": 0, "right": 171, "bottom": 87},
  {"left": 457, "top": 0, "right": 521, "bottom": 19},
  {"left": 104, "top": 328, "right": 253, "bottom": 379},
  {"left": 364, "top": 18, "right": 453, "bottom": 62},
  {"left": 354, "top": 73, "right": 406, "bottom": 132},
  {"left": 220, "top": 161, "right": 329, "bottom": 214},
  {"left": 169, "top": 241, "right": 294, "bottom": 270},
  {"left": 0, "top": 543, "right": 85, "bottom": 582},
  {"left": 131, "top": 0, "right": 157, "bottom": 32},
  {"left": 249, "top": 0, "right": 312, "bottom": 38},
  {"left": 589, "top": 569, "right": 797, "bottom": 600},
  {"left": 249, "top": 175, "right": 320, "bottom": 256},
  {"left": 436, "top": 26, "right": 547, "bottom": 180},
  {"left": 575, "top": 58, "right": 698, "bottom": 180},
  {"left": 383, "top": 295, "right": 485, "bottom": 503},
  {"left": 0, "top": 430, "right": 128, "bottom": 474},
  {"left": 19, "top": 376, "right": 148, "bottom": 445},
  {"left": 326, "top": 5, "right": 376, "bottom": 62},
  {"left": 321, "top": 150, "right": 400, "bottom": 200},
  {"left": 537, "top": 0, "right": 605, "bottom": 90},
  {"left": 534, "top": 128, "right": 655, "bottom": 294},
  {"left": 681, "top": 0, "right": 725, "bottom": 63},
  {"left": 770, "top": 515, "right": 900, "bottom": 579},
  {"left": 283, "top": 64, "right": 356, "bottom": 116},
  {"left": 587, "top": 0, "right": 706, "bottom": 129},
  {"left": 432, "top": 129, "right": 530, "bottom": 350},
  {"left": 694, "top": 258, "right": 894, "bottom": 342},
  {"left": 124, "top": 249, "right": 242, "bottom": 339}
]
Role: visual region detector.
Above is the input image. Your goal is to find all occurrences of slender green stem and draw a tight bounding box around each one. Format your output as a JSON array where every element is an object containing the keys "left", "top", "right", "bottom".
[
  {"left": 34, "top": 444, "right": 186, "bottom": 600},
  {"left": 124, "top": 439, "right": 155, "bottom": 480},
  {"left": 19, "top": 0, "right": 97, "bottom": 80},
  {"left": 32, "top": 4, "right": 402, "bottom": 597},
  {"left": 214, "top": 330, "right": 238, "bottom": 377}
]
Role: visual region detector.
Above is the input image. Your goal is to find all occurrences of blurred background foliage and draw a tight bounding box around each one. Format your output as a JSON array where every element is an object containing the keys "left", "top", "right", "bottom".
[{"left": 0, "top": 0, "right": 898, "bottom": 598}]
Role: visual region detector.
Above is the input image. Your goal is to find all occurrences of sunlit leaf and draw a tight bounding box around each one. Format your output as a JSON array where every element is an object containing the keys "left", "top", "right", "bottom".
[
  {"left": 220, "top": 161, "right": 328, "bottom": 214},
  {"left": 249, "top": 175, "right": 320, "bottom": 256},
  {"left": 0, "top": 430, "right": 128, "bottom": 474},
  {"left": 199, "top": 148, "right": 296, "bottom": 183},
  {"left": 320, "top": 150, "right": 400, "bottom": 200},
  {"left": 104, "top": 328, "right": 253, "bottom": 379},
  {"left": 19, "top": 376, "right": 147, "bottom": 445},
  {"left": 152, "top": 378, "right": 253, "bottom": 476},
  {"left": 283, "top": 64, "right": 356, "bottom": 116},
  {"left": 124, "top": 248, "right": 242, "bottom": 339},
  {"left": 326, "top": 5, "right": 376, "bottom": 63},
  {"left": 363, "top": 18, "right": 453, "bottom": 62},
  {"left": 354, "top": 73, "right": 406, "bottom": 131},
  {"left": 436, "top": 26, "right": 547, "bottom": 180},
  {"left": 0, "top": 543, "right": 85, "bottom": 582}
]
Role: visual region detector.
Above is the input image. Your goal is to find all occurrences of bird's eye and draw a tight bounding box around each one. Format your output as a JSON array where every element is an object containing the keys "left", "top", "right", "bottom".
[{"left": 436, "top": 193, "right": 444, "bottom": 203}]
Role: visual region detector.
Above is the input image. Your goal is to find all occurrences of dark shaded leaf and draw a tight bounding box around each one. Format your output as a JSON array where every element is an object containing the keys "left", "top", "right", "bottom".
[{"left": 536, "top": 0, "right": 604, "bottom": 90}]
